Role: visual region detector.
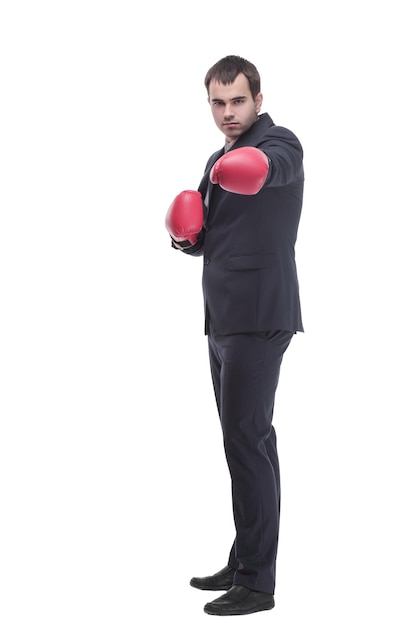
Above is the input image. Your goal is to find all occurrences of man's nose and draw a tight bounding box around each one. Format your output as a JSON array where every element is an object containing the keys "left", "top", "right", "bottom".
[{"left": 223, "top": 103, "right": 234, "bottom": 118}]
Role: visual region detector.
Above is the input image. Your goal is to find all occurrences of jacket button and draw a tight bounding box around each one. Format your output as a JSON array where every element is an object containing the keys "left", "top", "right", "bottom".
[{"left": 204, "top": 258, "right": 210, "bottom": 265}]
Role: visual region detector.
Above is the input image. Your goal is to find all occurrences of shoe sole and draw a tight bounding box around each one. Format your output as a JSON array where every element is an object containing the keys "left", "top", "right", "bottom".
[
  {"left": 204, "top": 600, "right": 275, "bottom": 616},
  {"left": 190, "top": 582, "right": 232, "bottom": 591}
]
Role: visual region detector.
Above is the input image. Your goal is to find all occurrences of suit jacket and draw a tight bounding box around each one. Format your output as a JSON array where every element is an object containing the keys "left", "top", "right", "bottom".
[{"left": 182, "top": 113, "right": 304, "bottom": 335}]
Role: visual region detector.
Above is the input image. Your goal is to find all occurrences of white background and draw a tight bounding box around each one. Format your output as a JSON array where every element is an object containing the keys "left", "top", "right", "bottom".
[{"left": 1, "top": 1, "right": 416, "bottom": 624}]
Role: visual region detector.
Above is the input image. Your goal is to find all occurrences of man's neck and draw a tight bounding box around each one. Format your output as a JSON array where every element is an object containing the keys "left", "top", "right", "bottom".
[{"left": 224, "top": 139, "right": 237, "bottom": 152}]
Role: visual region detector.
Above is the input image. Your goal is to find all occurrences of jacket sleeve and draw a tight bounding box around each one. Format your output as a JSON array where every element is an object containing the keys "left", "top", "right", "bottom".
[
  {"left": 174, "top": 229, "right": 205, "bottom": 256},
  {"left": 260, "top": 127, "right": 304, "bottom": 187}
]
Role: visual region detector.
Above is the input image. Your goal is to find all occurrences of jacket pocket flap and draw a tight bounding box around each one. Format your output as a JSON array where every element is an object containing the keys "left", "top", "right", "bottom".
[{"left": 228, "top": 253, "right": 275, "bottom": 270}]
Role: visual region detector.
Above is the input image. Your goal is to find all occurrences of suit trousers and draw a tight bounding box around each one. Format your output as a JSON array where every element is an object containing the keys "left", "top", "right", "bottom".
[{"left": 208, "top": 325, "right": 293, "bottom": 595}]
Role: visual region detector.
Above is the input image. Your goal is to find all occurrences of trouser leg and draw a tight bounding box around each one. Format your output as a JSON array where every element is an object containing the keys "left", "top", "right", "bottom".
[{"left": 208, "top": 329, "right": 293, "bottom": 594}]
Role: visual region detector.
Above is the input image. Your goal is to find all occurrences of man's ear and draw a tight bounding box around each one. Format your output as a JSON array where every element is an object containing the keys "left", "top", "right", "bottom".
[{"left": 255, "top": 92, "right": 263, "bottom": 114}]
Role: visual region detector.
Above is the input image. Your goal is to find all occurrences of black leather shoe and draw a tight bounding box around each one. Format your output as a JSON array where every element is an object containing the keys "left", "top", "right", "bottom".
[
  {"left": 190, "top": 565, "right": 235, "bottom": 591},
  {"left": 204, "top": 584, "right": 275, "bottom": 616}
]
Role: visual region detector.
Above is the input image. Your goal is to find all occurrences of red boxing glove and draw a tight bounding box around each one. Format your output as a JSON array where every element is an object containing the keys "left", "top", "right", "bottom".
[
  {"left": 165, "top": 190, "right": 204, "bottom": 249},
  {"left": 210, "top": 146, "right": 269, "bottom": 195}
]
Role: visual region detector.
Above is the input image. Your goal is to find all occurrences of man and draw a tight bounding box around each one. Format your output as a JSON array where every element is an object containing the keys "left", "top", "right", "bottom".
[{"left": 165, "top": 55, "right": 304, "bottom": 616}]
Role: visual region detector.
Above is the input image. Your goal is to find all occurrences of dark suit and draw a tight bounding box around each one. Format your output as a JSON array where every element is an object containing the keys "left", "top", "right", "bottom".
[
  {"left": 183, "top": 112, "right": 304, "bottom": 336},
  {"left": 179, "top": 113, "right": 304, "bottom": 594}
]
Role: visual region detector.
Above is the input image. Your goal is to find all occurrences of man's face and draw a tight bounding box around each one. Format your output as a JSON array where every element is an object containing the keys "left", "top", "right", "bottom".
[{"left": 208, "top": 73, "right": 262, "bottom": 143}]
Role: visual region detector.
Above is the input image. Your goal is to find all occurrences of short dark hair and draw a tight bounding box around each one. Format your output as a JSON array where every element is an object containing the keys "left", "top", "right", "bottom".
[{"left": 204, "top": 55, "right": 261, "bottom": 100}]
